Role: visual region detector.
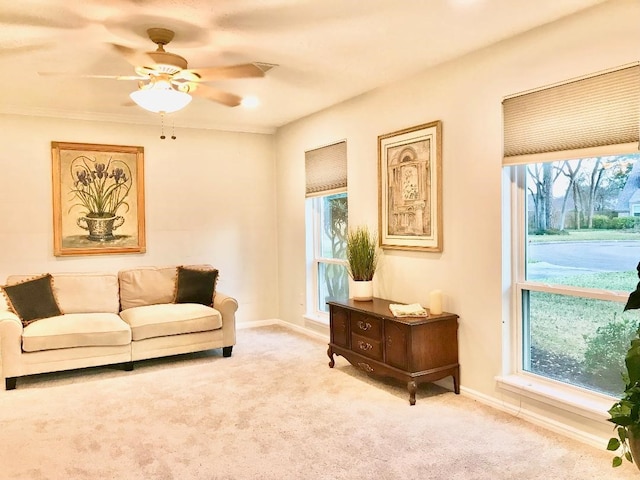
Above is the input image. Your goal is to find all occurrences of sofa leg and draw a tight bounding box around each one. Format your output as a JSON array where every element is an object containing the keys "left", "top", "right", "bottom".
[
  {"left": 123, "top": 361, "right": 134, "bottom": 371},
  {"left": 5, "top": 377, "right": 17, "bottom": 390},
  {"left": 222, "top": 346, "right": 233, "bottom": 357}
]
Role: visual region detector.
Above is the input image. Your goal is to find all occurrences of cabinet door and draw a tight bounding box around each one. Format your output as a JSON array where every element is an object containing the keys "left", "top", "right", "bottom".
[
  {"left": 385, "top": 320, "right": 408, "bottom": 371},
  {"left": 330, "top": 306, "right": 349, "bottom": 347}
]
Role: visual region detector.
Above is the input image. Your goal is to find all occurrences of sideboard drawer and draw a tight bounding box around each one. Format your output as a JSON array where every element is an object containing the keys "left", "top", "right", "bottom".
[
  {"left": 350, "top": 312, "right": 382, "bottom": 340},
  {"left": 351, "top": 333, "right": 383, "bottom": 361}
]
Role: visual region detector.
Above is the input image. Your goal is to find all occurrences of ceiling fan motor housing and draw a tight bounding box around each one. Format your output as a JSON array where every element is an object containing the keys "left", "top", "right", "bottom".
[
  {"left": 144, "top": 28, "right": 187, "bottom": 75},
  {"left": 147, "top": 51, "right": 187, "bottom": 74}
]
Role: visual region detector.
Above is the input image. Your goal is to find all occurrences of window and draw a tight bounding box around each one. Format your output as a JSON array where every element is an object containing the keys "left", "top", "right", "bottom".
[
  {"left": 515, "top": 155, "right": 640, "bottom": 397},
  {"left": 307, "top": 193, "right": 348, "bottom": 316},
  {"left": 504, "top": 63, "right": 640, "bottom": 399},
  {"left": 305, "top": 141, "right": 348, "bottom": 320}
]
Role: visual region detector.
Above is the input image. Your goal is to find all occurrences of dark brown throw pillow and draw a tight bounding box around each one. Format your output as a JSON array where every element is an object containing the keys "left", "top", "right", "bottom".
[
  {"left": 2, "top": 274, "right": 62, "bottom": 326},
  {"left": 174, "top": 267, "right": 218, "bottom": 306}
]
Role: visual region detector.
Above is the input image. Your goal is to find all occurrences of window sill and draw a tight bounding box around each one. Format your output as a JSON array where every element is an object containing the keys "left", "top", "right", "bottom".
[{"left": 495, "top": 374, "right": 614, "bottom": 422}]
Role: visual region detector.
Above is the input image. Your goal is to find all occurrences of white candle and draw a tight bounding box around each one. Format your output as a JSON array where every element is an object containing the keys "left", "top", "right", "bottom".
[{"left": 429, "top": 290, "right": 443, "bottom": 315}]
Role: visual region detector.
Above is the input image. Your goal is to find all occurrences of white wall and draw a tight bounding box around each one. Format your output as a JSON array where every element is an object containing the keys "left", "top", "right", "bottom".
[
  {"left": 0, "top": 114, "right": 278, "bottom": 323},
  {"left": 274, "top": 0, "right": 640, "bottom": 442}
]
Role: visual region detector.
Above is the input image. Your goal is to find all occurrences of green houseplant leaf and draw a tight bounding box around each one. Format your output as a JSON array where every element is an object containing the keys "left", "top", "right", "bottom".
[
  {"left": 608, "top": 261, "right": 640, "bottom": 468},
  {"left": 623, "top": 262, "right": 640, "bottom": 311}
]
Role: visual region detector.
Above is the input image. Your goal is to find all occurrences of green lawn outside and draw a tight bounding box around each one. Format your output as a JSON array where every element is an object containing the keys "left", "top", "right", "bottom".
[
  {"left": 528, "top": 229, "right": 640, "bottom": 242},
  {"left": 526, "top": 229, "right": 638, "bottom": 359},
  {"left": 529, "top": 271, "right": 635, "bottom": 359},
  {"left": 527, "top": 270, "right": 639, "bottom": 395},
  {"left": 522, "top": 228, "right": 640, "bottom": 394}
]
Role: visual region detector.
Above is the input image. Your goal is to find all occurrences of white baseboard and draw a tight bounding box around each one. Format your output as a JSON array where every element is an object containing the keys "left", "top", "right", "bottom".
[
  {"left": 236, "top": 319, "right": 281, "bottom": 329},
  {"left": 237, "top": 318, "right": 328, "bottom": 341},
  {"left": 460, "top": 386, "right": 607, "bottom": 449}
]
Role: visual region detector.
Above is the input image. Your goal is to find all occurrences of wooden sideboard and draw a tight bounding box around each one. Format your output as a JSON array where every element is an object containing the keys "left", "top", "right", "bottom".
[{"left": 327, "top": 297, "right": 459, "bottom": 405}]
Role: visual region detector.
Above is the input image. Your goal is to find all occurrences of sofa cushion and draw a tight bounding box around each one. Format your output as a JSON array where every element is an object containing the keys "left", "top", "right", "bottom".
[
  {"left": 2, "top": 274, "right": 62, "bottom": 326},
  {"left": 120, "top": 303, "right": 222, "bottom": 341},
  {"left": 118, "top": 266, "right": 177, "bottom": 311},
  {"left": 7, "top": 272, "right": 119, "bottom": 315},
  {"left": 174, "top": 266, "right": 219, "bottom": 306},
  {"left": 22, "top": 313, "right": 131, "bottom": 352}
]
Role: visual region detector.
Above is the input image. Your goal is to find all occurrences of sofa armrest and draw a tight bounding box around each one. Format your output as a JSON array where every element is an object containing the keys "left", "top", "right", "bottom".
[
  {"left": 0, "top": 311, "right": 23, "bottom": 385},
  {"left": 213, "top": 291, "right": 238, "bottom": 318},
  {"left": 213, "top": 291, "right": 238, "bottom": 348}
]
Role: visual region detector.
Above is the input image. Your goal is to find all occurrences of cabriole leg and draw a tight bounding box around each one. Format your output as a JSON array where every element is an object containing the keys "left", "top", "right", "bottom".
[
  {"left": 327, "top": 346, "right": 335, "bottom": 368},
  {"left": 407, "top": 380, "right": 417, "bottom": 406}
]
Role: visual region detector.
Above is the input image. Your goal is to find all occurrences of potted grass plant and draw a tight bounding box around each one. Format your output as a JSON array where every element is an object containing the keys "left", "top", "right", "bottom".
[
  {"left": 607, "top": 262, "right": 640, "bottom": 469},
  {"left": 346, "top": 225, "right": 379, "bottom": 301}
]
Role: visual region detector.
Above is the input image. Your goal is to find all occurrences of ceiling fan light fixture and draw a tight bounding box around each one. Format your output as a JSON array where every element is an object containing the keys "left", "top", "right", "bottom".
[{"left": 130, "top": 83, "right": 192, "bottom": 114}]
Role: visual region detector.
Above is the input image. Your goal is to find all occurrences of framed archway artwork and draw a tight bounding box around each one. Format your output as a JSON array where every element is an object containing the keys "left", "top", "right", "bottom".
[{"left": 378, "top": 121, "right": 442, "bottom": 252}]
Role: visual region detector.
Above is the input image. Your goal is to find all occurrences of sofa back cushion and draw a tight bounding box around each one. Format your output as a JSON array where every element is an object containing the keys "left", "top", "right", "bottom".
[
  {"left": 6, "top": 272, "right": 120, "bottom": 314},
  {"left": 118, "top": 266, "right": 177, "bottom": 311},
  {"left": 119, "top": 265, "right": 216, "bottom": 311}
]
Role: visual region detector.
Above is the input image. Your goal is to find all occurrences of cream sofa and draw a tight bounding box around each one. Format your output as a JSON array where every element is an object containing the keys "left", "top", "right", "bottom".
[{"left": 0, "top": 265, "right": 238, "bottom": 390}]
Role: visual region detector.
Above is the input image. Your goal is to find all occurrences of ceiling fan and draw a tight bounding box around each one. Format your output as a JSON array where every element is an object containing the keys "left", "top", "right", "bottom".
[{"left": 44, "top": 27, "right": 270, "bottom": 112}]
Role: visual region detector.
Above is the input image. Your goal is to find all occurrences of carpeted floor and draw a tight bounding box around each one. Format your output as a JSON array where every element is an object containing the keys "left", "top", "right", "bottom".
[{"left": 0, "top": 324, "right": 637, "bottom": 479}]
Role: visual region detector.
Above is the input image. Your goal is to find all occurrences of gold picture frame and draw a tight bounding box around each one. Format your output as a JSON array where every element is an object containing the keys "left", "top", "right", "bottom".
[
  {"left": 51, "top": 141, "right": 146, "bottom": 256},
  {"left": 378, "top": 121, "right": 442, "bottom": 252}
]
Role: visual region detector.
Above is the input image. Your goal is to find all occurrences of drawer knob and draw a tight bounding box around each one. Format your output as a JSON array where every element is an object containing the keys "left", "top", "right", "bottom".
[
  {"left": 357, "top": 320, "right": 372, "bottom": 331},
  {"left": 358, "top": 340, "right": 373, "bottom": 351},
  {"left": 357, "top": 362, "right": 374, "bottom": 373}
]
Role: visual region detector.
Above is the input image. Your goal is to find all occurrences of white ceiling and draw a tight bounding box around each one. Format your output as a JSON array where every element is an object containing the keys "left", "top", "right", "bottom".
[{"left": 0, "top": 0, "right": 607, "bottom": 133}]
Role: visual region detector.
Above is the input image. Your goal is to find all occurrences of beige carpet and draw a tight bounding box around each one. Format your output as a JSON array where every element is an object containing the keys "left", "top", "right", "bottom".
[{"left": 0, "top": 324, "right": 637, "bottom": 479}]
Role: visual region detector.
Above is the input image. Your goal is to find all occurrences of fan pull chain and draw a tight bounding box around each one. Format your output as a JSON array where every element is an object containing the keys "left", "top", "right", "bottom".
[{"left": 158, "top": 113, "right": 177, "bottom": 140}]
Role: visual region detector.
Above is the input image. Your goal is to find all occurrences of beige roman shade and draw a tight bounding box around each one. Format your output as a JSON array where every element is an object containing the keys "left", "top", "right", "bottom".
[
  {"left": 305, "top": 141, "right": 347, "bottom": 197},
  {"left": 503, "top": 63, "right": 640, "bottom": 165}
]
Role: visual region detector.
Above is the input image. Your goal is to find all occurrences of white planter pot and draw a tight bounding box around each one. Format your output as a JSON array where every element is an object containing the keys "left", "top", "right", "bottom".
[{"left": 351, "top": 280, "right": 373, "bottom": 301}]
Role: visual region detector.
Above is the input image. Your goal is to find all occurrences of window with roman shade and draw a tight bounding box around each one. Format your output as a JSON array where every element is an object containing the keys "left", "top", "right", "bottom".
[
  {"left": 305, "top": 141, "right": 347, "bottom": 196},
  {"left": 501, "top": 63, "right": 640, "bottom": 404},
  {"left": 304, "top": 140, "right": 348, "bottom": 320},
  {"left": 503, "top": 63, "right": 640, "bottom": 166}
]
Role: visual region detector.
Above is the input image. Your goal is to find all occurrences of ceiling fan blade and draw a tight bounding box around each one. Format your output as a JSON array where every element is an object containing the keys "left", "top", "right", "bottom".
[
  {"left": 0, "top": 8, "right": 87, "bottom": 29},
  {"left": 179, "top": 63, "right": 266, "bottom": 82},
  {"left": 0, "top": 43, "right": 52, "bottom": 56},
  {"left": 110, "top": 44, "right": 156, "bottom": 69},
  {"left": 189, "top": 83, "right": 242, "bottom": 107},
  {"left": 39, "top": 72, "right": 145, "bottom": 81}
]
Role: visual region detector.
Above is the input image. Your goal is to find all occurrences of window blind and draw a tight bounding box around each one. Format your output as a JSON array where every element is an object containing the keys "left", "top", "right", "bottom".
[
  {"left": 503, "top": 63, "right": 640, "bottom": 165},
  {"left": 305, "top": 141, "right": 347, "bottom": 197}
]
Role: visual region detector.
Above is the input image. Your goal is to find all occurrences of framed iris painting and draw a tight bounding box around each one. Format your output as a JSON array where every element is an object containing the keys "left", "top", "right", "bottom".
[{"left": 51, "top": 141, "right": 146, "bottom": 256}]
